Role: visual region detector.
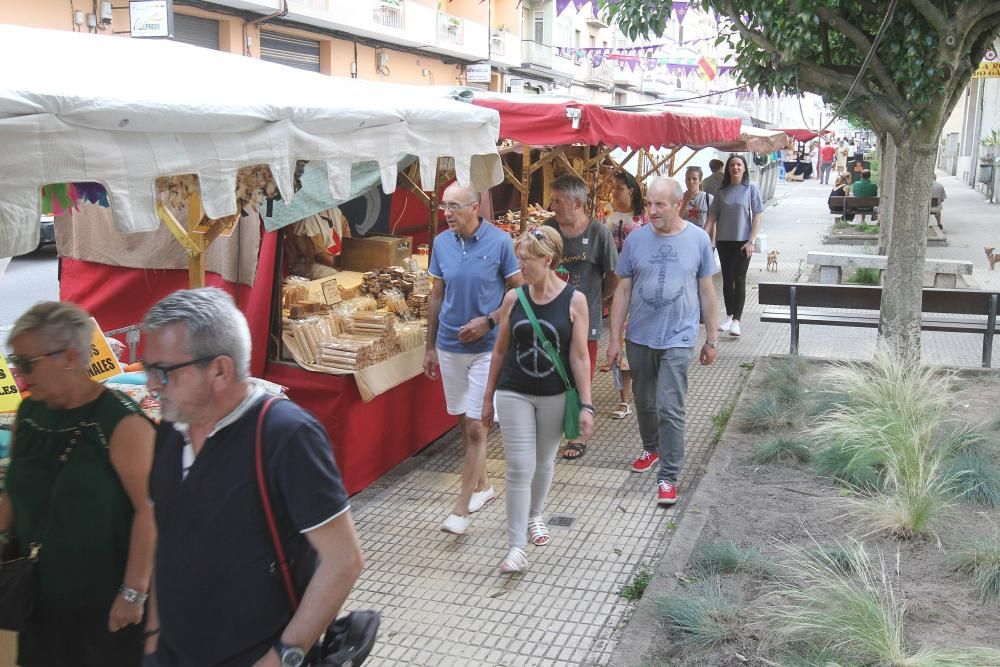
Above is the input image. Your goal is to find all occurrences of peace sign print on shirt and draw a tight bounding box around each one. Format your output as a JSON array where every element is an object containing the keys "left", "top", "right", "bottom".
[{"left": 512, "top": 318, "right": 560, "bottom": 378}]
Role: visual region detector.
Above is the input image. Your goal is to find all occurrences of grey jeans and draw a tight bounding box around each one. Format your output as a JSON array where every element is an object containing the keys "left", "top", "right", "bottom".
[
  {"left": 626, "top": 342, "right": 693, "bottom": 483},
  {"left": 496, "top": 390, "right": 566, "bottom": 549}
]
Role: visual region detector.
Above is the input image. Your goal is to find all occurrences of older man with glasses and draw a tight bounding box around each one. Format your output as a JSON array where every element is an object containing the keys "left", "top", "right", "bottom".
[
  {"left": 424, "top": 182, "right": 522, "bottom": 536},
  {"left": 139, "top": 288, "right": 363, "bottom": 667}
]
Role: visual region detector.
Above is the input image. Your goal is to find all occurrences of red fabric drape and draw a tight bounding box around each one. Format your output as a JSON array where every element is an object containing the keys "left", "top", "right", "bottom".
[{"left": 472, "top": 98, "right": 742, "bottom": 148}]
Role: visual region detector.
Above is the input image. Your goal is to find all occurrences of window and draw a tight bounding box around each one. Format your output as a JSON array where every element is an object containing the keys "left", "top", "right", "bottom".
[
  {"left": 533, "top": 11, "right": 544, "bottom": 43},
  {"left": 575, "top": 29, "right": 581, "bottom": 48}
]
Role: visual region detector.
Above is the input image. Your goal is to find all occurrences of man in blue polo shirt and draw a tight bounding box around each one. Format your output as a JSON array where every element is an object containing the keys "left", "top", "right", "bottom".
[{"left": 424, "top": 182, "right": 522, "bottom": 536}]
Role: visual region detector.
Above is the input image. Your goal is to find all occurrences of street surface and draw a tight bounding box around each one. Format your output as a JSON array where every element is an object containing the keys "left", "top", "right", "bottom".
[{"left": 0, "top": 246, "right": 59, "bottom": 330}]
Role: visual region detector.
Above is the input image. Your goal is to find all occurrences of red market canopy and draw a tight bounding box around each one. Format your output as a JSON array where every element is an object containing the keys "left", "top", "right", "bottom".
[
  {"left": 777, "top": 128, "right": 832, "bottom": 143},
  {"left": 472, "top": 97, "right": 742, "bottom": 150}
]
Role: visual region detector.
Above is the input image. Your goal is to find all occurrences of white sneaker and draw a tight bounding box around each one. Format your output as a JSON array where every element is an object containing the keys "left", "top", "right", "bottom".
[
  {"left": 730, "top": 320, "right": 742, "bottom": 337},
  {"left": 468, "top": 487, "right": 496, "bottom": 513},
  {"left": 718, "top": 316, "right": 734, "bottom": 333},
  {"left": 440, "top": 514, "right": 470, "bottom": 535}
]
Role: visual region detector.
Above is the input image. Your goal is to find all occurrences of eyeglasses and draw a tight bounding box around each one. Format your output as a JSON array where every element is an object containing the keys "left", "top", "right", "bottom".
[
  {"left": 437, "top": 202, "right": 476, "bottom": 212},
  {"left": 7, "top": 349, "right": 67, "bottom": 375},
  {"left": 142, "top": 356, "right": 217, "bottom": 386}
]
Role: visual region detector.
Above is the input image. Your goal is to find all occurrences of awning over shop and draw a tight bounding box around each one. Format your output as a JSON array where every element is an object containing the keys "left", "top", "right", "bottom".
[
  {"left": 686, "top": 126, "right": 791, "bottom": 154},
  {"left": 472, "top": 96, "right": 742, "bottom": 149},
  {"left": 777, "top": 128, "right": 832, "bottom": 143},
  {"left": 0, "top": 25, "right": 503, "bottom": 258}
]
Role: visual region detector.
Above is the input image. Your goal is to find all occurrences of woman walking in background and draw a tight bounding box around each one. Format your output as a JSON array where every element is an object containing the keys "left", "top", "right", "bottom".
[
  {"left": 680, "top": 166, "right": 713, "bottom": 229},
  {"left": 482, "top": 227, "right": 594, "bottom": 574},
  {"left": 599, "top": 171, "right": 646, "bottom": 419},
  {"left": 705, "top": 155, "right": 764, "bottom": 339},
  {"left": 1, "top": 302, "right": 155, "bottom": 666}
]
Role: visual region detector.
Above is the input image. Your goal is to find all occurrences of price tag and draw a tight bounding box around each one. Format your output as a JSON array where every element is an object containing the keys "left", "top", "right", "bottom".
[
  {"left": 0, "top": 354, "right": 22, "bottom": 412},
  {"left": 320, "top": 277, "right": 342, "bottom": 305},
  {"left": 87, "top": 318, "right": 125, "bottom": 383}
]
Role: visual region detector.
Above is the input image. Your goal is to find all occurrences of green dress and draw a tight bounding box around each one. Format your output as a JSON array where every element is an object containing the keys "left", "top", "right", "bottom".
[{"left": 7, "top": 388, "right": 144, "bottom": 614}]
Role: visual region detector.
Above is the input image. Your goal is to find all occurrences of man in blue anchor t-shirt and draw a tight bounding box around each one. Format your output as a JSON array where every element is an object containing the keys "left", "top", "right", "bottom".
[{"left": 606, "top": 177, "right": 719, "bottom": 508}]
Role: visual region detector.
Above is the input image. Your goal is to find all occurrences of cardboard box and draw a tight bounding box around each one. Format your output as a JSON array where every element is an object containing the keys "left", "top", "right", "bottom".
[{"left": 340, "top": 235, "right": 413, "bottom": 272}]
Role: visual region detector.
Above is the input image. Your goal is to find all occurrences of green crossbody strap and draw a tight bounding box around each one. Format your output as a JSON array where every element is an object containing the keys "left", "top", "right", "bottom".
[{"left": 515, "top": 287, "right": 573, "bottom": 391}]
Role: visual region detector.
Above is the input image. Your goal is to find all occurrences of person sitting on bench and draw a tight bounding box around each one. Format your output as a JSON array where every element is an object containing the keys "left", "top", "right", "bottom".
[
  {"left": 851, "top": 169, "right": 878, "bottom": 224},
  {"left": 829, "top": 174, "right": 854, "bottom": 221}
]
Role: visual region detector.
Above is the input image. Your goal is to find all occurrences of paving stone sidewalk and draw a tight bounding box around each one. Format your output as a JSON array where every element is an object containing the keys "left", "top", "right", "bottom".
[{"left": 345, "top": 172, "right": 999, "bottom": 666}]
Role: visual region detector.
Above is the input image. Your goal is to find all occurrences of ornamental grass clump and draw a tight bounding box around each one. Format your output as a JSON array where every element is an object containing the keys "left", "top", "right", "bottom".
[
  {"left": 689, "top": 541, "right": 776, "bottom": 579},
  {"left": 740, "top": 357, "right": 808, "bottom": 433},
  {"left": 655, "top": 576, "right": 741, "bottom": 648},
  {"left": 810, "top": 347, "right": 961, "bottom": 538},
  {"left": 949, "top": 538, "right": 1000, "bottom": 605},
  {"left": 761, "top": 538, "right": 1000, "bottom": 666},
  {"left": 943, "top": 443, "right": 1000, "bottom": 508},
  {"left": 750, "top": 436, "right": 812, "bottom": 465}
]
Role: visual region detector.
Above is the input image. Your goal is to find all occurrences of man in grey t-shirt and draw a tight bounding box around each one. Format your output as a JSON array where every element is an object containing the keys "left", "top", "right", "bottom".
[
  {"left": 700, "top": 159, "right": 725, "bottom": 196},
  {"left": 545, "top": 174, "right": 617, "bottom": 460},
  {"left": 607, "top": 177, "right": 719, "bottom": 507}
]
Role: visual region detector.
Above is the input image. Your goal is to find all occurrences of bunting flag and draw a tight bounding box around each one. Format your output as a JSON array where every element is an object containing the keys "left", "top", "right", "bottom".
[
  {"left": 673, "top": 1, "right": 689, "bottom": 24},
  {"left": 697, "top": 55, "right": 717, "bottom": 81}
]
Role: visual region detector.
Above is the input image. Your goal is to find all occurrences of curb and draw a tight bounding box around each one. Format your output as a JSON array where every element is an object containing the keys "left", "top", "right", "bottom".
[{"left": 609, "top": 360, "right": 760, "bottom": 667}]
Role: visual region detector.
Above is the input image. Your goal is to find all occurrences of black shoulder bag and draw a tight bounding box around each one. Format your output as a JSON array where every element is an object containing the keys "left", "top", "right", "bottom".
[
  {"left": 254, "top": 397, "right": 381, "bottom": 667},
  {"left": 0, "top": 392, "right": 103, "bottom": 631}
]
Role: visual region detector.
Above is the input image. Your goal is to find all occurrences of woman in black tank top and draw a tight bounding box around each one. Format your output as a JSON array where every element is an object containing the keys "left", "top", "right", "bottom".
[{"left": 481, "top": 227, "right": 594, "bottom": 574}]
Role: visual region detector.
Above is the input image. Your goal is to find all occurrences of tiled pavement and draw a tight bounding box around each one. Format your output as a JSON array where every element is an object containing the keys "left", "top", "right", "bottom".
[{"left": 344, "top": 172, "right": 999, "bottom": 666}]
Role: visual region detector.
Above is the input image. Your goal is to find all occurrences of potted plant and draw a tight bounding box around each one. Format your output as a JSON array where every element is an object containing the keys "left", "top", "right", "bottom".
[
  {"left": 980, "top": 129, "right": 1000, "bottom": 161},
  {"left": 380, "top": 0, "right": 401, "bottom": 6}
]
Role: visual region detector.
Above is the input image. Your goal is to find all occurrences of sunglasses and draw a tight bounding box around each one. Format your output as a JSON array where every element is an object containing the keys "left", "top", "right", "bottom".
[
  {"left": 142, "top": 356, "right": 217, "bottom": 386},
  {"left": 531, "top": 229, "right": 545, "bottom": 240},
  {"left": 7, "top": 349, "right": 67, "bottom": 375}
]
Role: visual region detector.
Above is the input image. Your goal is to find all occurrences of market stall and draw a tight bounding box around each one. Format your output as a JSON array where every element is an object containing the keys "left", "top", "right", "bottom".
[
  {"left": 0, "top": 25, "right": 504, "bottom": 494},
  {"left": 469, "top": 94, "right": 787, "bottom": 230}
]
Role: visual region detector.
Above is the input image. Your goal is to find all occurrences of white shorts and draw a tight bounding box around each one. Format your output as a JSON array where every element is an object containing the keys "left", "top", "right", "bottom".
[{"left": 437, "top": 348, "right": 492, "bottom": 420}]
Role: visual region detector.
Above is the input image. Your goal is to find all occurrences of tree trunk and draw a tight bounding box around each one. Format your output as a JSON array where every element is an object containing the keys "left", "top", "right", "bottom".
[
  {"left": 877, "top": 133, "right": 897, "bottom": 254},
  {"left": 878, "top": 142, "right": 937, "bottom": 361}
]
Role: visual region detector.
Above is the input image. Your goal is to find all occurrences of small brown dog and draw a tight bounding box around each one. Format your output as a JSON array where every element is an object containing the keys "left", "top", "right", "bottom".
[
  {"left": 766, "top": 250, "right": 780, "bottom": 272},
  {"left": 987, "top": 247, "right": 998, "bottom": 270}
]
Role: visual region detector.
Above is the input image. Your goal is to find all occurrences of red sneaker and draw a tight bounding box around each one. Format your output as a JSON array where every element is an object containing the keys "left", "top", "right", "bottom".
[
  {"left": 631, "top": 450, "right": 659, "bottom": 472},
  {"left": 657, "top": 481, "right": 678, "bottom": 506}
]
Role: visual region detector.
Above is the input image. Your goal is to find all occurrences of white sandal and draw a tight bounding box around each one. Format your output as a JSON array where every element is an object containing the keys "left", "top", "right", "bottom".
[
  {"left": 611, "top": 402, "right": 632, "bottom": 419},
  {"left": 499, "top": 547, "right": 528, "bottom": 573},
  {"left": 527, "top": 517, "right": 551, "bottom": 546}
]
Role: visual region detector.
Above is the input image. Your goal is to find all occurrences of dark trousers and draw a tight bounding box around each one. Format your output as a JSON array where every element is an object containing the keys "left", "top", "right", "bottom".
[
  {"left": 19, "top": 605, "right": 145, "bottom": 667},
  {"left": 716, "top": 241, "right": 752, "bottom": 320}
]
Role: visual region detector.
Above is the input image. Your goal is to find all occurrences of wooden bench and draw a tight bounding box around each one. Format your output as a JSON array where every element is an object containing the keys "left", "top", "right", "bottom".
[
  {"left": 758, "top": 282, "right": 999, "bottom": 367},
  {"left": 827, "top": 195, "right": 879, "bottom": 219},
  {"left": 806, "top": 252, "right": 973, "bottom": 288}
]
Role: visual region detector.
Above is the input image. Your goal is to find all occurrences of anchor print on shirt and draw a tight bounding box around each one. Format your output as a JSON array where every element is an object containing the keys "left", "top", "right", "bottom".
[
  {"left": 512, "top": 319, "right": 560, "bottom": 378},
  {"left": 640, "top": 245, "right": 685, "bottom": 309}
]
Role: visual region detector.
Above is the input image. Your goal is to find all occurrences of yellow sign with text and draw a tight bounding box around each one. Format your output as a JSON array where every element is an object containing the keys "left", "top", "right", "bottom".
[
  {"left": 972, "top": 62, "right": 1000, "bottom": 78},
  {"left": 88, "top": 318, "right": 125, "bottom": 383},
  {"left": 0, "top": 354, "right": 22, "bottom": 412}
]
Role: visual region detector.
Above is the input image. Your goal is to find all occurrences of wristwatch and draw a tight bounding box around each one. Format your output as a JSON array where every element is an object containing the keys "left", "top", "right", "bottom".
[
  {"left": 486, "top": 314, "right": 496, "bottom": 329},
  {"left": 705, "top": 339, "right": 719, "bottom": 349},
  {"left": 119, "top": 585, "right": 149, "bottom": 605},
  {"left": 273, "top": 640, "right": 306, "bottom": 667}
]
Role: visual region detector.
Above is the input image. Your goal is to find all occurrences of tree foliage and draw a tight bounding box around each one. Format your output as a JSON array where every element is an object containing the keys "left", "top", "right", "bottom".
[{"left": 599, "top": 1, "right": 1000, "bottom": 144}]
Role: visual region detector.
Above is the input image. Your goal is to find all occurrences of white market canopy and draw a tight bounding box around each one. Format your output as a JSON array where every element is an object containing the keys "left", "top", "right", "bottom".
[{"left": 0, "top": 25, "right": 503, "bottom": 258}]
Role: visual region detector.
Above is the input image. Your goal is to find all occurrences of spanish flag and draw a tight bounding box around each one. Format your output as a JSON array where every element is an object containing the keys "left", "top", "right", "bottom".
[{"left": 697, "top": 56, "right": 717, "bottom": 81}]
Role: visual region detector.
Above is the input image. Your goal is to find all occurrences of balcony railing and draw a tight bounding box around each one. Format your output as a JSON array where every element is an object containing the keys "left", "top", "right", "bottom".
[
  {"left": 438, "top": 14, "right": 464, "bottom": 46},
  {"left": 589, "top": 61, "right": 614, "bottom": 85},
  {"left": 521, "top": 40, "right": 552, "bottom": 68},
  {"left": 373, "top": 2, "right": 404, "bottom": 30}
]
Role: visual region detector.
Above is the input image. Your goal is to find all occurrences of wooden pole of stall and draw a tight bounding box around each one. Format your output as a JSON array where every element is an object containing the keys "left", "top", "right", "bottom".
[
  {"left": 156, "top": 192, "right": 240, "bottom": 289},
  {"left": 519, "top": 144, "right": 531, "bottom": 233}
]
